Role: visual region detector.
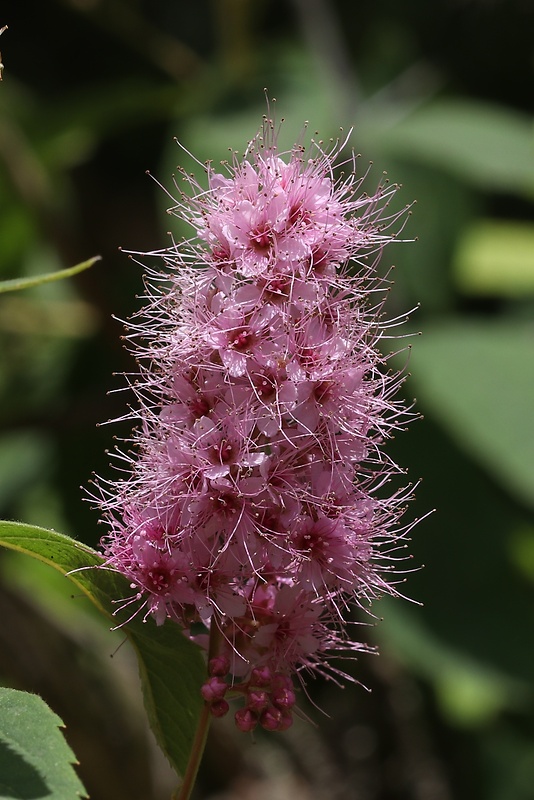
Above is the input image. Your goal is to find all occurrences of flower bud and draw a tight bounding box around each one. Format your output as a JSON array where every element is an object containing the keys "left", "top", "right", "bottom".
[
  {"left": 201, "top": 676, "right": 227, "bottom": 702},
  {"left": 250, "top": 665, "right": 272, "bottom": 687},
  {"left": 277, "top": 711, "right": 294, "bottom": 731},
  {"left": 247, "top": 690, "right": 269, "bottom": 712},
  {"left": 210, "top": 699, "right": 230, "bottom": 718},
  {"left": 271, "top": 673, "right": 293, "bottom": 692},
  {"left": 208, "top": 655, "right": 230, "bottom": 677},
  {"left": 272, "top": 686, "right": 296, "bottom": 710},
  {"left": 235, "top": 707, "right": 258, "bottom": 733},
  {"left": 260, "top": 706, "right": 282, "bottom": 731}
]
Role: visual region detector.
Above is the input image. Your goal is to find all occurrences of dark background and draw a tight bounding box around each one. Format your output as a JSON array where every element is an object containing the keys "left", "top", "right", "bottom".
[{"left": 0, "top": 1, "right": 533, "bottom": 798}]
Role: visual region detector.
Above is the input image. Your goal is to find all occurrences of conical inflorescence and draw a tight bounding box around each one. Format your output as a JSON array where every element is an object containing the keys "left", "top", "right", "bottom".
[{"left": 97, "top": 116, "right": 416, "bottom": 732}]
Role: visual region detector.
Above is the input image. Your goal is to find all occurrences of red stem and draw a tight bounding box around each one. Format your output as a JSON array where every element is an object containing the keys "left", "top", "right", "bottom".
[
  {"left": 172, "top": 620, "right": 222, "bottom": 800},
  {"left": 172, "top": 701, "right": 212, "bottom": 800}
]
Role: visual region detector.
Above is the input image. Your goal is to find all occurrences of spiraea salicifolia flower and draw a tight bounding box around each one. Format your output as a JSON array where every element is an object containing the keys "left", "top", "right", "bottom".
[{"left": 96, "top": 116, "right": 416, "bottom": 732}]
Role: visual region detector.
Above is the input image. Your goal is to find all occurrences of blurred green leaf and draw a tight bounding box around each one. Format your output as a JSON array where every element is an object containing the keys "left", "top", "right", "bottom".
[
  {"left": 388, "top": 414, "right": 534, "bottom": 685},
  {"left": 376, "top": 599, "right": 528, "bottom": 726},
  {"left": 0, "top": 296, "right": 99, "bottom": 337},
  {"left": 0, "top": 522, "right": 205, "bottom": 779},
  {"left": 365, "top": 100, "right": 534, "bottom": 196},
  {"left": 0, "top": 686, "right": 87, "bottom": 799},
  {"left": 43, "top": 82, "right": 188, "bottom": 144},
  {"left": 508, "top": 526, "right": 534, "bottom": 583},
  {"left": 409, "top": 319, "right": 534, "bottom": 508},
  {"left": 378, "top": 161, "right": 475, "bottom": 312},
  {"left": 0, "top": 431, "right": 54, "bottom": 513},
  {"left": 0, "top": 256, "right": 101, "bottom": 294},
  {"left": 454, "top": 220, "right": 534, "bottom": 296},
  {"left": 483, "top": 726, "right": 534, "bottom": 800},
  {"left": 0, "top": 206, "right": 37, "bottom": 271}
]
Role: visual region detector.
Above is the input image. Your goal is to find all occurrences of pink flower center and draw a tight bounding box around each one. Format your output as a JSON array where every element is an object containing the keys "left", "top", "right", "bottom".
[
  {"left": 291, "top": 524, "right": 330, "bottom": 562},
  {"left": 211, "top": 490, "right": 241, "bottom": 517},
  {"left": 287, "top": 202, "right": 310, "bottom": 227},
  {"left": 299, "top": 349, "right": 320, "bottom": 371},
  {"left": 253, "top": 371, "right": 276, "bottom": 400},
  {"left": 230, "top": 328, "right": 254, "bottom": 351},
  {"left": 257, "top": 275, "right": 290, "bottom": 302},
  {"left": 250, "top": 224, "right": 272, "bottom": 253},
  {"left": 143, "top": 565, "right": 174, "bottom": 595},
  {"left": 274, "top": 618, "right": 292, "bottom": 643},
  {"left": 309, "top": 247, "right": 329, "bottom": 274},
  {"left": 313, "top": 380, "right": 333, "bottom": 404},
  {"left": 189, "top": 395, "right": 211, "bottom": 418},
  {"left": 212, "top": 439, "right": 235, "bottom": 464}
]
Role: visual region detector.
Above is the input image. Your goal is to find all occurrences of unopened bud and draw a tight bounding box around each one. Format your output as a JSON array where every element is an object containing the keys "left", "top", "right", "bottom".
[
  {"left": 260, "top": 705, "right": 282, "bottom": 731},
  {"left": 247, "top": 690, "right": 269, "bottom": 712},
  {"left": 201, "top": 676, "right": 228, "bottom": 702},
  {"left": 272, "top": 686, "right": 296, "bottom": 709},
  {"left": 208, "top": 655, "right": 230, "bottom": 677},
  {"left": 235, "top": 707, "right": 258, "bottom": 732},
  {"left": 277, "top": 710, "right": 294, "bottom": 731},
  {"left": 211, "top": 699, "right": 230, "bottom": 718},
  {"left": 250, "top": 665, "right": 271, "bottom": 687}
]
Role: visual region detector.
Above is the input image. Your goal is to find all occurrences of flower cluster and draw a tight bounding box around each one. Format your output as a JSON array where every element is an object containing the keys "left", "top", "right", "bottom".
[{"left": 97, "top": 116, "right": 415, "bottom": 732}]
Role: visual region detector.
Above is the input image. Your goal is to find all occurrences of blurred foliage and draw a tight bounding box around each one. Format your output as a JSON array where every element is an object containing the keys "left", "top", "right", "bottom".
[{"left": 0, "top": 1, "right": 533, "bottom": 798}]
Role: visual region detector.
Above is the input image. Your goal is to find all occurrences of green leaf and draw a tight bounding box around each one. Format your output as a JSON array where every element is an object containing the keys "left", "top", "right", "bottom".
[
  {"left": 0, "top": 256, "right": 101, "bottom": 294},
  {"left": 0, "top": 686, "right": 87, "bottom": 799},
  {"left": 0, "top": 521, "right": 205, "bottom": 778},
  {"left": 454, "top": 220, "right": 534, "bottom": 296},
  {"left": 508, "top": 525, "right": 534, "bottom": 584},
  {"left": 375, "top": 599, "right": 528, "bottom": 727},
  {"left": 368, "top": 100, "right": 534, "bottom": 196},
  {"left": 409, "top": 319, "right": 534, "bottom": 508},
  {"left": 126, "top": 615, "right": 206, "bottom": 778},
  {"left": 390, "top": 413, "right": 534, "bottom": 684},
  {"left": 0, "top": 431, "right": 53, "bottom": 513}
]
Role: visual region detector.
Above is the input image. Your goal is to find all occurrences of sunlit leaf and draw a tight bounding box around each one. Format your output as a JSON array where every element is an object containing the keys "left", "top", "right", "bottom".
[
  {"left": 508, "top": 526, "right": 534, "bottom": 584},
  {"left": 454, "top": 220, "right": 534, "bottom": 296},
  {"left": 0, "top": 431, "right": 53, "bottom": 513},
  {"left": 366, "top": 100, "right": 534, "bottom": 196},
  {"left": 389, "top": 410, "right": 534, "bottom": 688},
  {"left": 375, "top": 599, "right": 528, "bottom": 726},
  {"left": 408, "top": 320, "right": 534, "bottom": 508},
  {"left": 0, "top": 296, "right": 99, "bottom": 337},
  {"left": 0, "top": 206, "right": 37, "bottom": 270},
  {"left": 0, "top": 522, "right": 205, "bottom": 778},
  {"left": 0, "top": 687, "right": 87, "bottom": 799}
]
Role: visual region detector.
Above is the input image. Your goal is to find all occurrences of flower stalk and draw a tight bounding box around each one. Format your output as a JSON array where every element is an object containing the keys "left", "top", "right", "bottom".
[{"left": 173, "top": 702, "right": 211, "bottom": 800}]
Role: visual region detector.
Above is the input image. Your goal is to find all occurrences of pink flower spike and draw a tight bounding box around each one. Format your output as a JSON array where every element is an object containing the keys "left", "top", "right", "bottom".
[{"left": 94, "top": 109, "right": 419, "bottom": 735}]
